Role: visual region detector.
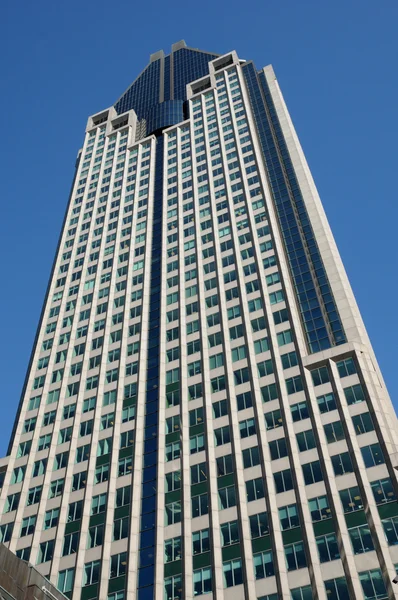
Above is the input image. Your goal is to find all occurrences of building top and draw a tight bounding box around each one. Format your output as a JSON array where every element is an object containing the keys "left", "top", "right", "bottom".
[{"left": 113, "top": 41, "right": 219, "bottom": 135}]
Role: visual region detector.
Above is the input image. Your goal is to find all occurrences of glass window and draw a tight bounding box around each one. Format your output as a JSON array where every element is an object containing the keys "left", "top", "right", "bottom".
[
  {"left": 339, "top": 487, "right": 363, "bottom": 513},
  {"left": 324, "top": 578, "right": 350, "bottom": 600},
  {"left": 193, "top": 567, "right": 212, "bottom": 596},
  {"left": 316, "top": 533, "right": 340, "bottom": 562},
  {"left": 382, "top": 516, "right": 398, "bottom": 546},
  {"left": 302, "top": 460, "right": 323, "bottom": 484},
  {"left": 308, "top": 495, "right": 330, "bottom": 522},
  {"left": 285, "top": 542, "right": 307, "bottom": 571},
  {"left": 331, "top": 452, "right": 353, "bottom": 476},
  {"left": 291, "top": 401, "right": 309, "bottom": 422},
  {"left": 296, "top": 429, "right": 316, "bottom": 451},
  {"left": 249, "top": 512, "right": 269, "bottom": 538},
  {"left": 279, "top": 504, "right": 299, "bottom": 530},
  {"left": 223, "top": 559, "right": 243, "bottom": 588},
  {"left": 359, "top": 569, "right": 388, "bottom": 600},
  {"left": 348, "top": 525, "right": 374, "bottom": 554},
  {"left": 317, "top": 392, "right": 337, "bottom": 413},
  {"left": 291, "top": 586, "right": 312, "bottom": 600},
  {"left": 324, "top": 421, "right": 345, "bottom": 443},
  {"left": 336, "top": 358, "right": 356, "bottom": 377},
  {"left": 164, "top": 575, "right": 182, "bottom": 600},
  {"left": 220, "top": 521, "right": 239, "bottom": 547},
  {"left": 361, "top": 443, "right": 385, "bottom": 468},
  {"left": 192, "top": 529, "right": 210, "bottom": 555},
  {"left": 253, "top": 551, "right": 274, "bottom": 579},
  {"left": 352, "top": 412, "right": 374, "bottom": 435},
  {"left": 165, "top": 536, "right": 182, "bottom": 562},
  {"left": 371, "top": 478, "right": 396, "bottom": 504}
]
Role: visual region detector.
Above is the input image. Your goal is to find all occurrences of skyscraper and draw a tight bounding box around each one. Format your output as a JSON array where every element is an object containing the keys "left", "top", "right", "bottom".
[{"left": 0, "top": 39, "right": 397, "bottom": 600}]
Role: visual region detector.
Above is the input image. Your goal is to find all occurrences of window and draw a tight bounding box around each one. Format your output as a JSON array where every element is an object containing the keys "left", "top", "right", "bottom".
[
  {"left": 83, "top": 560, "right": 100, "bottom": 586},
  {"left": 4, "top": 492, "right": 20, "bottom": 513},
  {"left": 190, "top": 433, "right": 205, "bottom": 454},
  {"left": 382, "top": 516, "right": 398, "bottom": 545},
  {"left": 72, "top": 471, "right": 86, "bottom": 491},
  {"left": 331, "top": 452, "right": 353, "bottom": 476},
  {"left": 214, "top": 426, "right": 230, "bottom": 446},
  {"left": 116, "top": 486, "right": 131, "bottom": 507},
  {"left": 361, "top": 443, "right": 385, "bottom": 468},
  {"left": 27, "top": 485, "right": 42, "bottom": 506},
  {"left": 62, "top": 532, "right": 79, "bottom": 556},
  {"left": 193, "top": 567, "right": 212, "bottom": 596},
  {"left": 265, "top": 409, "right": 282, "bottom": 430},
  {"left": 242, "top": 446, "right": 260, "bottom": 468},
  {"left": 165, "top": 471, "right": 181, "bottom": 493},
  {"left": 20, "top": 515, "right": 36, "bottom": 536},
  {"left": 216, "top": 454, "right": 234, "bottom": 476},
  {"left": 246, "top": 478, "right": 264, "bottom": 502},
  {"left": 91, "top": 493, "right": 107, "bottom": 515},
  {"left": 237, "top": 391, "right": 253, "bottom": 410},
  {"left": 296, "top": 429, "right": 316, "bottom": 451},
  {"left": 219, "top": 485, "right": 236, "bottom": 509},
  {"left": 44, "top": 508, "right": 59, "bottom": 530},
  {"left": 324, "top": 578, "right": 350, "bottom": 600},
  {"left": 348, "top": 525, "right": 374, "bottom": 554},
  {"left": 239, "top": 418, "right": 256, "bottom": 438},
  {"left": 291, "top": 401, "right": 309, "bottom": 422},
  {"left": 191, "top": 462, "right": 207, "bottom": 484},
  {"left": 192, "top": 529, "right": 210, "bottom": 555},
  {"left": 359, "top": 569, "right": 388, "bottom": 600},
  {"left": 164, "top": 575, "right": 182, "bottom": 600},
  {"left": 223, "top": 559, "right": 243, "bottom": 588},
  {"left": 213, "top": 399, "right": 227, "bottom": 418},
  {"left": 291, "top": 587, "right": 312, "bottom": 600},
  {"left": 352, "top": 412, "right": 375, "bottom": 434},
  {"left": 58, "top": 568, "right": 75, "bottom": 594},
  {"left": 249, "top": 512, "right": 269, "bottom": 538},
  {"left": 97, "top": 437, "right": 112, "bottom": 456},
  {"left": 371, "top": 478, "right": 396, "bottom": 504},
  {"left": 302, "top": 460, "right": 323, "bottom": 484},
  {"left": 274, "top": 468, "right": 293, "bottom": 493},
  {"left": 110, "top": 552, "right": 127, "bottom": 578},
  {"left": 189, "top": 408, "right": 203, "bottom": 427},
  {"left": 339, "top": 487, "right": 363, "bottom": 512},
  {"left": 49, "top": 478, "right": 64, "bottom": 499},
  {"left": 166, "top": 441, "right": 181, "bottom": 462},
  {"left": 285, "top": 542, "right": 307, "bottom": 571},
  {"left": 311, "top": 366, "right": 330, "bottom": 386},
  {"left": 308, "top": 495, "right": 330, "bottom": 522},
  {"left": 277, "top": 330, "right": 293, "bottom": 346},
  {"left": 281, "top": 351, "right": 298, "bottom": 369},
  {"left": 165, "top": 536, "right": 182, "bottom": 562},
  {"left": 37, "top": 539, "right": 54, "bottom": 564},
  {"left": 192, "top": 493, "right": 208, "bottom": 518},
  {"left": 317, "top": 392, "right": 337, "bottom": 413},
  {"left": 269, "top": 437, "right": 288, "bottom": 460},
  {"left": 324, "top": 421, "right": 345, "bottom": 443},
  {"left": 165, "top": 501, "right": 182, "bottom": 525},
  {"left": 87, "top": 524, "right": 104, "bottom": 548},
  {"left": 336, "top": 358, "right": 356, "bottom": 377},
  {"left": 220, "top": 521, "right": 239, "bottom": 547},
  {"left": 344, "top": 383, "right": 365, "bottom": 405},
  {"left": 253, "top": 551, "right": 274, "bottom": 579},
  {"left": 286, "top": 375, "right": 304, "bottom": 394},
  {"left": 279, "top": 504, "right": 299, "bottom": 530},
  {"left": 316, "top": 533, "right": 340, "bottom": 563},
  {"left": 68, "top": 500, "right": 83, "bottom": 523}
]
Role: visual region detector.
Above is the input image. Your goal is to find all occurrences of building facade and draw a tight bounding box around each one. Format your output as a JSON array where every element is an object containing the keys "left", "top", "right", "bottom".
[{"left": 0, "top": 40, "right": 398, "bottom": 600}]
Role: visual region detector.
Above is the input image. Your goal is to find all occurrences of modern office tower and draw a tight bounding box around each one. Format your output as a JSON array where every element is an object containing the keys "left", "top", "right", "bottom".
[{"left": 1, "top": 39, "right": 398, "bottom": 600}]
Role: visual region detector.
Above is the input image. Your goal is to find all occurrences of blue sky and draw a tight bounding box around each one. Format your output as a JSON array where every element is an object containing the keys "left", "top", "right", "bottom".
[{"left": 1, "top": 0, "right": 397, "bottom": 456}]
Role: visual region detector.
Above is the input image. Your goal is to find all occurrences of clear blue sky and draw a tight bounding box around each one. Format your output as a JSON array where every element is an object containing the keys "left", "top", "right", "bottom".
[{"left": 1, "top": 0, "right": 397, "bottom": 456}]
